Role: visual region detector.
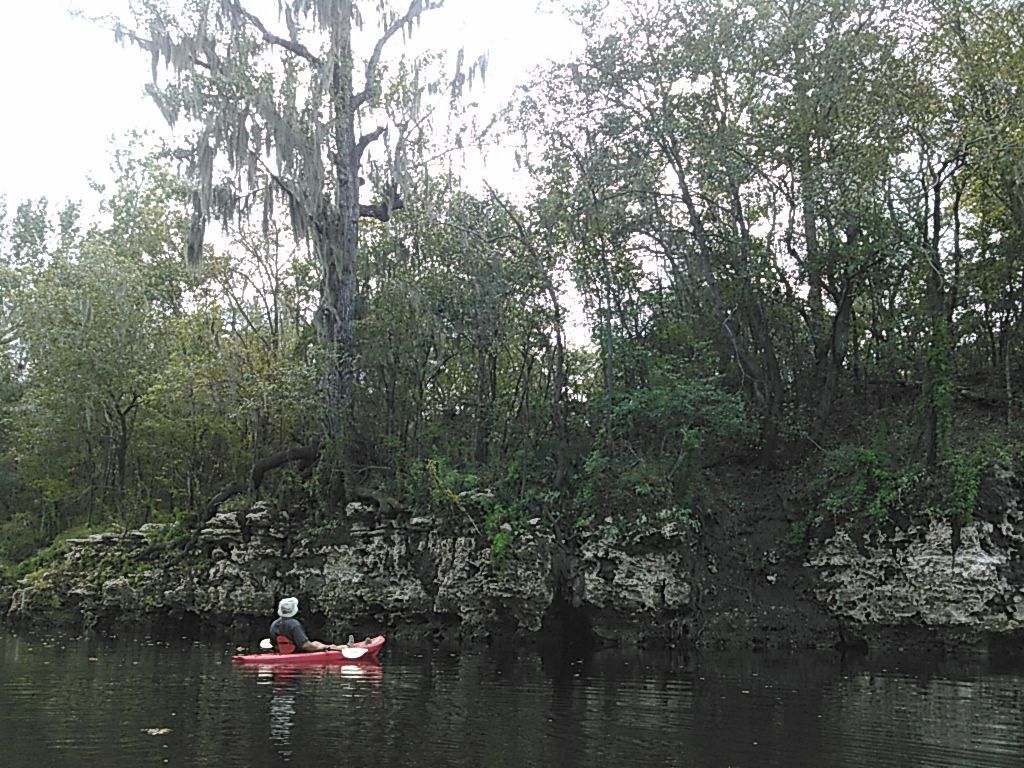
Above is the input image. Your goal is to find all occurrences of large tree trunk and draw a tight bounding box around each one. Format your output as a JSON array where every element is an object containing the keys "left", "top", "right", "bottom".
[
  {"left": 317, "top": 0, "right": 360, "bottom": 517},
  {"left": 125, "top": 0, "right": 436, "bottom": 524},
  {"left": 798, "top": 142, "right": 827, "bottom": 361},
  {"left": 317, "top": 215, "right": 359, "bottom": 515}
]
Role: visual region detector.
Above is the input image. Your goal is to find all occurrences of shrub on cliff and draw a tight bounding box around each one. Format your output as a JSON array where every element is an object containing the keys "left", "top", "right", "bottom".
[{"left": 576, "top": 377, "right": 755, "bottom": 527}]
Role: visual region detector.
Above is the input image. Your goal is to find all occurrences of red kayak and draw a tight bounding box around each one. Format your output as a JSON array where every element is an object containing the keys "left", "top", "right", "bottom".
[{"left": 233, "top": 635, "right": 385, "bottom": 665}]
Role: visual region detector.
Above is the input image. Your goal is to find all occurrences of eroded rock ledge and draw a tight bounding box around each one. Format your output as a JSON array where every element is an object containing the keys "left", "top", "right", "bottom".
[
  {"left": 809, "top": 462, "right": 1024, "bottom": 647},
  {"left": 4, "top": 463, "right": 1024, "bottom": 651},
  {"left": 1, "top": 502, "right": 697, "bottom": 647}
]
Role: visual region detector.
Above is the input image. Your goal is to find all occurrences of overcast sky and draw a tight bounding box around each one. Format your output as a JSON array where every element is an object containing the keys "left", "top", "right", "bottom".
[{"left": 0, "top": 0, "right": 579, "bottom": 207}]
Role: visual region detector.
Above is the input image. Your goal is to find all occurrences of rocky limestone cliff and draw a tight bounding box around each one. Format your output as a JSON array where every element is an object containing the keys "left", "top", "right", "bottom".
[
  {"left": 809, "top": 524, "right": 1021, "bottom": 631},
  {"left": 5, "top": 462, "right": 1024, "bottom": 651},
  {"left": 573, "top": 521, "right": 696, "bottom": 644},
  {"left": 807, "top": 462, "right": 1024, "bottom": 646},
  {"left": 2, "top": 501, "right": 697, "bottom": 646}
]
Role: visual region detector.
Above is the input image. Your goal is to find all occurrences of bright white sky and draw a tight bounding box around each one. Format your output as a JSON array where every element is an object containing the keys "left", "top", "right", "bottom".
[{"left": 0, "top": 0, "right": 580, "bottom": 207}]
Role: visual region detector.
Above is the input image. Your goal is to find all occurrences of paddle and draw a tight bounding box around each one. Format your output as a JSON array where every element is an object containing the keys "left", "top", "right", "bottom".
[{"left": 258, "top": 637, "right": 369, "bottom": 659}]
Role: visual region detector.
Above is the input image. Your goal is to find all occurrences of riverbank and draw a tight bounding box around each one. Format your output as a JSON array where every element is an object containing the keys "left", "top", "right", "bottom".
[{"left": 4, "top": 459, "right": 1024, "bottom": 652}]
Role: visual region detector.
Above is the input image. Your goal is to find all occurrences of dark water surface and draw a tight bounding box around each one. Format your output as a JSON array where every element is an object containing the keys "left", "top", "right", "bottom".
[{"left": 2, "top": 632, "right": 1023, "bottom": 767}]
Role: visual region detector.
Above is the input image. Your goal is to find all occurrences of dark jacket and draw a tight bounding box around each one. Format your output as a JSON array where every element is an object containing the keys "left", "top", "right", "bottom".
[{"left": 269, "top": 616, "right": 310, "bottom": 651}]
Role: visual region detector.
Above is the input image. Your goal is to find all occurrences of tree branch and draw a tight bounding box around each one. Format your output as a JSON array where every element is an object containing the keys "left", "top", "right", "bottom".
[
  {"left": 360, "top": 197, "right": 405, "bottom": 222},
  {"left": 353, "top": 0, "right": 444, "bottom": 110},
  {"left": 226, "top": 1, "right": 321, "bottom": 66},
  {"left": 111, "top": 23, "right": 212, "bottom": 70},
  {"left": 258, "top": 159, "right": 309, "bottom": 222},
  {"left": 201, "top": 439, "right": 320, "bottom": 520},
  {"left": 354, "top": 126, "right": 387, "bottom": 164}
]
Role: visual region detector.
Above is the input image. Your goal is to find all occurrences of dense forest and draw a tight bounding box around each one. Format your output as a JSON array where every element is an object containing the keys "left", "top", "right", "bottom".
[{"left": 1, "top": 0, "right": 1022, "bottom": 577}]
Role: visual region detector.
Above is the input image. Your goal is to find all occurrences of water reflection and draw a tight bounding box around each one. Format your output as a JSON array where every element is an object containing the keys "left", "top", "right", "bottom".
[
  {"left": 268, "top": 682, "right": 296, "bottom": 759},
  {"left": 248, "top": 662, "right": 385, "bottom": 762},
  {"left": 245, "top": 663, "right": 385, "bottom": 685},
  {"left": 2, "top": 633, "right": 1024, "bottom": 768}
]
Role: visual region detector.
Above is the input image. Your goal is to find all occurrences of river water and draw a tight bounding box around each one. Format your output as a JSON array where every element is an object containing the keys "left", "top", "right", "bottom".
[{"left": 2, "top": 632, "right": 1023, "bottom": 767}]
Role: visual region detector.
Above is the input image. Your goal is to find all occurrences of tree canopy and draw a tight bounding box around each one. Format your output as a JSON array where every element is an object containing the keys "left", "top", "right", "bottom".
[{"left": 1, "top": 0, "right": 1023, "bottom": 570}]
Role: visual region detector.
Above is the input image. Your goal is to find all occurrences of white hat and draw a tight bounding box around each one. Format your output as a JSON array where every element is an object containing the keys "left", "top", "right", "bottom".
[{"left": 277, "top": 597, "right": 299, "bottom": 618}]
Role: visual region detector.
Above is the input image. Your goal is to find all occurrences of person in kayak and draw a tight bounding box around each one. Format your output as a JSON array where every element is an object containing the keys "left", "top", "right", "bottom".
[{"left": 269, "top": 597, "right": 349, "bottom": 653}]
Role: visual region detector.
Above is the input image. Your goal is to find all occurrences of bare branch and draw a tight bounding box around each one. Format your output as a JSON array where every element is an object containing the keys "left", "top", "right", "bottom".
[
  {"left": 486, "top": 184, "right": 540, "bottom": 258},
  {"left": 203, "top": 439, "right": 320, "bottom": 520},
  {"left": 225, "top": 277, "right": 272, "bottom": 350},
  {"left": 353, "top": 0, "right": 444, "bottom": 110},
  {"left": 359, "top": 181, "right": 404, "bottom": 221},
  {"left": 354, "top": 126, "right": 387, "bottom": 164},
  {"left": 360, "top": 199, "right": 405, "bottom": 222}
]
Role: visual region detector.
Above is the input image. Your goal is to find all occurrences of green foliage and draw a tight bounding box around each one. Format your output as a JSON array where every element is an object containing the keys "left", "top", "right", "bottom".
[
  {"left": 0, "top": 512, "right": 44, "bottom": 567},
  {"left": 414, "top": 457, "right": 489, "bottom": 524},
  {"left": 817, "top": 446, "right": 915, "bottom": 529},
  {"left": 142, "top": 519, "right": 190, "bottom": 547},
  {"left": 10, "top": 523, "right": 114, "bottom": 580},
  {"left": 484, "top": 503, "right": 521, "bottom": 566},
  {"left": 813, "top": 442, "right": 991, "bottom": 533},
  {"left": 779, "top": 512, "right": 825, "bottom": 560},
  {"left": 576, "top": 377, "right": 754, "bottom": 526},
  {"left": 945, "top": 451, "right": 987, "bottom": 526},
  {"left": 0, "top": 142, "right": 330, "bottom": 560},
  {"left": 488, "top": 529, "right": 513, "bottom": 565}
]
